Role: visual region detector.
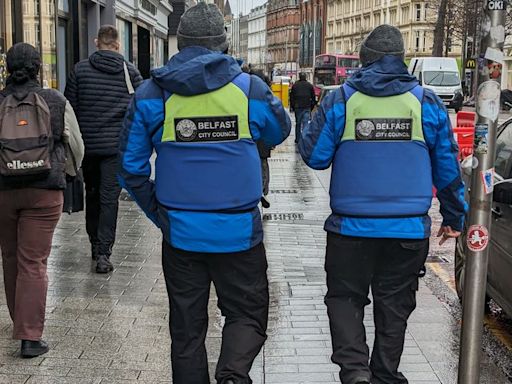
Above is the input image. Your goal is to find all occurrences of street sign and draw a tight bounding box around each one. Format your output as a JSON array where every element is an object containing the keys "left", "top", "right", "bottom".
[{"left": 465, "top": 58, "right": 477, "bottom": 69}]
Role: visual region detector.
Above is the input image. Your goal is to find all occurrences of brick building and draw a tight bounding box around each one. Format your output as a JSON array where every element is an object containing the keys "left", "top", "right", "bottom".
[{"left": 266, "top": 0, "right": 300, "bottom": 78}]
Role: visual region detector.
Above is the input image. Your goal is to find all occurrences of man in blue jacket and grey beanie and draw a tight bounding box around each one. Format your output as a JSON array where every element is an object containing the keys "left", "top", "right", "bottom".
[
  {"left": 118, "top": 3, "right": 290, "bottom": 384},
  {"left": 299, "top": 25, "right": 466, "bottom": 384}
]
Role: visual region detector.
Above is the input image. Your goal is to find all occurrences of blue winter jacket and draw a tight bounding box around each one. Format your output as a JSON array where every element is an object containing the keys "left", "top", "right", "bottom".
[
  {"left": 118, "top": 47, "right": 291, "bottom": 252},
  {"left": 299, "top": 55, "right": 467, "bottom": 239}
]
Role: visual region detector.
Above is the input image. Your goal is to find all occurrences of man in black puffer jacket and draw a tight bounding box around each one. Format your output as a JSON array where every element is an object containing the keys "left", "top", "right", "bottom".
[{"left": 65, "top": 25, "right": 143, "bottom": 273}]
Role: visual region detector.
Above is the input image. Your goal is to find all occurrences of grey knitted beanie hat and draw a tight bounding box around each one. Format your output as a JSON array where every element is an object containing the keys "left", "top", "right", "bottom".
[
  {"left": 177, "top": 2, "right": 229, "bottom": 52},
  {"left": 360, "top": 25, "right": 405, "bottom": 66}
]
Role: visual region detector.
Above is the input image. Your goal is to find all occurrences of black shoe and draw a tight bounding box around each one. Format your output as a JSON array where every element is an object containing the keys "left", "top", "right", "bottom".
[
  {"left": 355, "top": 381, "right": 370, "bottom": 384},
  {"left": 260, "top": 197, "right": 270, "bottom": 209},
  {"left": 21, "top": 340, "right": 49, "bottom": 358},
  {"left": 221, "top": 380, "right": 235, "bottom": 384},
  {"left": 96, "top": 255, "right": 113, "bottom": 274}
]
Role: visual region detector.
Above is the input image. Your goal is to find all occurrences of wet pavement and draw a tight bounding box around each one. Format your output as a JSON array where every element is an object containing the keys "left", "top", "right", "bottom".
[{"left": 0, "top": 116, "right": 510, "bottom": 383}]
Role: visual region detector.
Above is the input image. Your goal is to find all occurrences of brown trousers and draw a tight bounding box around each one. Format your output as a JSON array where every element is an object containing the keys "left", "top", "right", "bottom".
[{"left": 0, "top": 188, "right": 62, "bottom": 340}]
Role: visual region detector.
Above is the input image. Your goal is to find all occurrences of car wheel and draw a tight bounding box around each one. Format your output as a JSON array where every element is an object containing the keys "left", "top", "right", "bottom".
[{"left": 454, "top": 231, "right": 492, "bottom": 313}]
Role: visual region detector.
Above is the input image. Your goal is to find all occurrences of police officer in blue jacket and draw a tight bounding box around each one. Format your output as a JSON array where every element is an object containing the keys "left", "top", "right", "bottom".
[
  {"left": 118, "top": 4, "right": 290, "bottom": 384},
  {"left": 299, "top": 25, "right": 466, "bottom": 384}
]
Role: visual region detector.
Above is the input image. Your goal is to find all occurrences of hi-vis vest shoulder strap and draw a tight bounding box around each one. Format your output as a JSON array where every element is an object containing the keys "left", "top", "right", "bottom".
[
  {"left": 162, "top": 82, "right": 251, "bottom": 143},
  {"left": 342, "top": 85, "right": 424, "bottom": 143}
]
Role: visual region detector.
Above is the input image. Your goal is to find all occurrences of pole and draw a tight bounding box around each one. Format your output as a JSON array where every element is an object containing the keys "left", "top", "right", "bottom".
[
  {"left": 458, "top": 1, "right": 507, "bottom": 383},
  {"left": 312, "top": 1, "right": 316, "bottom": 66}
]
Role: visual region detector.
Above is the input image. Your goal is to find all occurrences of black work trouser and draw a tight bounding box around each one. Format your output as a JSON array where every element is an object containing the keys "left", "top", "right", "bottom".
[
  {"left": 82, "top": 155, "right": 122, "bottom": 257},
  {"left": 325, "top": 233, "right": 429, "bottom": 384},
  {"left": 162, "top": 241, "right": 269, "bottom": 384}
]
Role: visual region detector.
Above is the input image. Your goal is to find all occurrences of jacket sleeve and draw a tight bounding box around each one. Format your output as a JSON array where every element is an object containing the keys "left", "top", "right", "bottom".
[
  {"left": 64, "top": 67, "right": 78, "bottom": 113},
  {"left": 299, "top": 90, "right": 345, "bottom": 170},
  {"left": 63, "top": 101, "right": 84, "bottom": 176},
  {"left": 249, "top": 75, "right": 291, "bottom": 147},
  {"left": 129, "top": 64, "right": 144, "bottom": 89},
  {"left": 118, "top": 81, "right": 162, "bottom": 227},
  {"left": 289, "top": 85, "right": 295, "bottom": 109},
  {"left": 422, "top": 90, "right": 467, "bottom": 231}
]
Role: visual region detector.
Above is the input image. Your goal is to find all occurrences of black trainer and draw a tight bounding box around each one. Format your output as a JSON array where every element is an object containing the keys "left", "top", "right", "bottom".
[
  {"left": 261, "top": 196, "right": 270, "bottom": 208},
  {"left": 96, "top": 254, "right": 113, "bottom": 274},
  {"left": 21, "top": 340, "right": 49, "bottom": 358}
]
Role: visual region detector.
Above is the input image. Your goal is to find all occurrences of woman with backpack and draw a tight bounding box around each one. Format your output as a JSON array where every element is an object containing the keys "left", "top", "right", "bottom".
[{"left": 0, "top": 43, "right": 84, "bottom": 358}]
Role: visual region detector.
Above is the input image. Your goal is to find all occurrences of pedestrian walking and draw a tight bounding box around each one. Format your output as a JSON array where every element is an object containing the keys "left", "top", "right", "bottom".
[
  {"left": 290, "top": 72, "right": 316, "bottom": 143},
  {"left": 64, "top": 25, "right": 143, "bottom": 273},
  {"left": 299, "top": 25, "right": 466, "bottom": 384},
  {"left": 118, "top": 3, "right": 290, "bottom": 384},
  {"left": 0, "top": 43, "right": 84, "bottom": 357}
]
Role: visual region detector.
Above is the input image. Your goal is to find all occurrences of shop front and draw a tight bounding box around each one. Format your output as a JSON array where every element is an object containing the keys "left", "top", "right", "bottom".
[{"left": 0, "top": 0, "right": 67, "bottom": 90}]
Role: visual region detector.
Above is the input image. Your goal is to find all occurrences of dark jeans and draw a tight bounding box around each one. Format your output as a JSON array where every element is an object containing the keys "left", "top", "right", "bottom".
[
  {"left": 325, "top": 233, "right": 429, "bottom": 384},
  {"left": 162, "top": 241, "right": 269, "bottom": 384},
  {"left": 294, "top": 109, "right": 310, "bottom": 142},
  {"left": 82, "top": 155, "right": 122, "bottom": 257},
  {"left": 0, "top": 188, "right": 63, "bottom": 340}
]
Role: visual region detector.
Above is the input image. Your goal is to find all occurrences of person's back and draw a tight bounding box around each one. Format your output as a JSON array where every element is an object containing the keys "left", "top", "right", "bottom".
[
  {"left": 65, "top": 27, "right": 142, "bottom": 156},
  {"left": 299, "top": 25, "right": 466, "bottom": 384},
  {"left": 65, "top": 25, "right": 143, "bottom": 273},
  {"left": 118, "top": 4, "right": 290, "bottom": 383},
  {"left": 290, "top": 73, "right": 316, "bottom": 143},
  {"left": 0, "top": 43, "right": 83, "bottom": 358}
]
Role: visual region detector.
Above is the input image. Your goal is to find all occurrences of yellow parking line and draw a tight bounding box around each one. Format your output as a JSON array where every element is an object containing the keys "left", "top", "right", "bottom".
[{"left": 427, "top": 262, "right": 512, "bottom": 351}]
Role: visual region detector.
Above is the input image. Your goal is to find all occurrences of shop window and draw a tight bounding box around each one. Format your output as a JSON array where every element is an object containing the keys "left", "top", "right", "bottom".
[{"left": 116, "top": 18, "right": 132, "bottom": 61}]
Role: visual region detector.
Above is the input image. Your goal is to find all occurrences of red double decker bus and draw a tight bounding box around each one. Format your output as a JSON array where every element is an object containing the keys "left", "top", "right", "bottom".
[{"left": 313, "top": 54, "right": 360, "bottom": 97}]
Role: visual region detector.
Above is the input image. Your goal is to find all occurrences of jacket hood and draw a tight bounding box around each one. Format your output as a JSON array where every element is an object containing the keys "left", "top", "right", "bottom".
[
  {"left": 151, "top": 46, "right": 242, "bottom": 96},
  {"left": 89, "top": 50, "right": 125, "bottom": 74},
  {"left": 347, "top": 55, "right": 418, "bottom": 97}
]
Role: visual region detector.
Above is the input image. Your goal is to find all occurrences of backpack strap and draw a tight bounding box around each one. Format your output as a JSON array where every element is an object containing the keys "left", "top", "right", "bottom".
[{"left": 409, "top": 85, "right": 424, "bottom": 104}]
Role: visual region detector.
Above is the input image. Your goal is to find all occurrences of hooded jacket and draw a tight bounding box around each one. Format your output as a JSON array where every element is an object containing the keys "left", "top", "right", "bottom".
[
  {"left": 119, "top": 46, "right": 291, "bottom": 252},
  {"left": 299, "top": 56, "right": 467, "bottom": 239},
  {"left": 64, "top": 50, "right": 143, "bottom": 156}
]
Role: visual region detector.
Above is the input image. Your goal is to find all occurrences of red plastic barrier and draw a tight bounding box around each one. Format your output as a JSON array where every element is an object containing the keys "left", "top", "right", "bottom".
[{"left": 453, "top": 111, "right": 476, "bottom": 160}]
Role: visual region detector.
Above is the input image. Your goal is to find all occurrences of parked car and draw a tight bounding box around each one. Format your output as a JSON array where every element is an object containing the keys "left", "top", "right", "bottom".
[
  {"left": 409, "top": 57, "right": 464, "bottom": 112},
  {"left": 455, "top": 118, "right": 512, "bottom": 316}
]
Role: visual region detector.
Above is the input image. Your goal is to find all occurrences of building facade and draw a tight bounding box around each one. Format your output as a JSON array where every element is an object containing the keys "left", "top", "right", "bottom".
[
  {"left": 0, "top": 0, "right": 172, "bottom": 92},
  {"left": 239, "top": 14, "right": 249, "bottom": 63},
  {"left": 248, "top": 4, "right": 267, "bottom": 70},
  {"left": 299, "top": 0, "right": 325, "bottom": 73},
  {"left": 324, "top": 0, "right": 461, "bottom": 59},
  {"left": 267, "top": 0, "right": 300, "bottom": 78}
]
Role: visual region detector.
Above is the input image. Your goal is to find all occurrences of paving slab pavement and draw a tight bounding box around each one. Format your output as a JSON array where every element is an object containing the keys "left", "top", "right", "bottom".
[{"left": 0, "top": 124, "right": 509, "bottom": 383}]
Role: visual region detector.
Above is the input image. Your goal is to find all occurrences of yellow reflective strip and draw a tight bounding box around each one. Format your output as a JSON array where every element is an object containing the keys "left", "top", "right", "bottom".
[
  {"left": 162, "top": 83, "right": 250, "bottom": 142},
  {"left": 343, "top": 92, "right": 424, "bottom": 142}
]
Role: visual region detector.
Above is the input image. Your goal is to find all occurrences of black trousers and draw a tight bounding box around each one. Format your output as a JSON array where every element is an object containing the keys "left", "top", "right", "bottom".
[
  {"left": 325, "top": 233, "right": 429, "bottom": 384},
  {"left": 82, "top": 155, "right": 122, "bottom": 257},
  {"left": 162, "top": 241, "right": 269, "bottom": 384}
]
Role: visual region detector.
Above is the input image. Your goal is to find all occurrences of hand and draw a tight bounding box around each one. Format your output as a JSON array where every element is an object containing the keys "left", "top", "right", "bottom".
[{"left": 437, "top": 226, "right": 461, "bottom": 246}]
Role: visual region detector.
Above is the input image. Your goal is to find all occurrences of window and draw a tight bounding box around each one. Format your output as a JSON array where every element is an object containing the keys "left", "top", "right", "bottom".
[
  {"left": 416, "top": 3, "right": 421, "bottom": 21},
  {"left": 415, "top": 31, "right": 420, "bottom": 52},
  {"left": 401, "top": 6, "right": 409, "bottom": 24}
]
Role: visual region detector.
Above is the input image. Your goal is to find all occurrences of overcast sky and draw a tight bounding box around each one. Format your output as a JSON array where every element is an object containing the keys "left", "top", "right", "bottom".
[{"left": 229, "top": 0, "right": 267, "bottom": 16}]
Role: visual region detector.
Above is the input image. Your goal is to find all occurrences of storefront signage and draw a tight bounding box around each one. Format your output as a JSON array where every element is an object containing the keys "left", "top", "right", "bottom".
[{"left": 465, "top": 59, "right": 477, "bottom": 69}]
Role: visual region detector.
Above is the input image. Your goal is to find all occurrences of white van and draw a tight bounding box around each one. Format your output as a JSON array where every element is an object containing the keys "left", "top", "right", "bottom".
[{"left": 408, "top": 57, "right": 464, "bottom": 112}]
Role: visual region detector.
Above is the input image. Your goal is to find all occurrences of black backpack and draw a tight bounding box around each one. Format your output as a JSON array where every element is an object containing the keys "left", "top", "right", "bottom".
[{"left": 0, "top": 92, "right": 52, "bottom": 176}]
